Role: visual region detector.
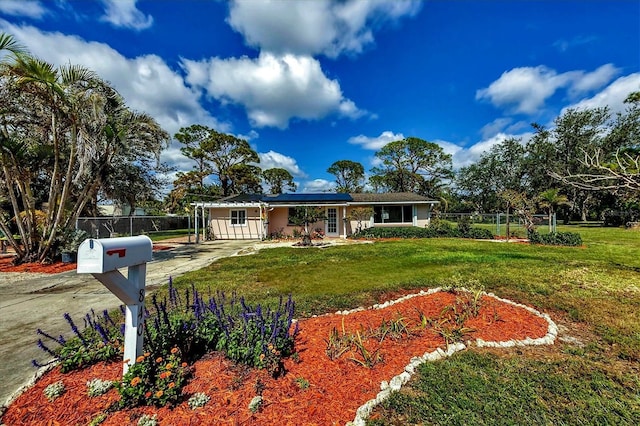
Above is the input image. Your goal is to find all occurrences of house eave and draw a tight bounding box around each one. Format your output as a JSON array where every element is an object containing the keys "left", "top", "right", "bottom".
[{"left": 347, "top": 200, "right": 439, "bottom": 206}]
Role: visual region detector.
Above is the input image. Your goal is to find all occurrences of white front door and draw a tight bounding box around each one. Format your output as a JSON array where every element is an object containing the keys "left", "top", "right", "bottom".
[{"left": 325, "top": 207, "right": 338, "bottom": 237}]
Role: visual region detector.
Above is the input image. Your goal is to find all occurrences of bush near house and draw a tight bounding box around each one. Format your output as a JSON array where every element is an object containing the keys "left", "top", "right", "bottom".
[{"left": 350, "top": 221, "right": 494, "bottom": 240}]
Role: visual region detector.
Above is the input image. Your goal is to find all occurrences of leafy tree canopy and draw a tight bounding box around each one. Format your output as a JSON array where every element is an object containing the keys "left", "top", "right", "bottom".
[{"left": 327, "top": 160, "right": 364, "bottom": 193}]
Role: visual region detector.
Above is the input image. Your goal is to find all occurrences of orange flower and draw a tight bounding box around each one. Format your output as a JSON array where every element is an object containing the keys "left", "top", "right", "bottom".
[
  {"left": 168, "top": 382, "right": 175, "bottom": 389},
  {"left": 165, "top": 363, "right": 173, "bottom": 370},
  {"left": 155, "top": 357, "right": 163, "bottom": 363},
  {"left": 170, "top": 347, "right": 179, "bottom": 354},
  {"left": 159, "top": 372, "right": 168, "bottom": 379},
  {"left": 145, "top": 391, "right": 152, "bottom": 398},
  {"left": 135, "top": 355, "right": 145, "bottom": 363},
  {"left": 259, "top": 354, "right": 265, "bottom": 361},
  {"left": 155, "top": 390, "right": 164, "bottom": 398},
  {"left": 130, "top": 377, "right": 141, "bottom": 386},
  {"left": 181, "top": 362, "right": 188, "bottom": 368}
]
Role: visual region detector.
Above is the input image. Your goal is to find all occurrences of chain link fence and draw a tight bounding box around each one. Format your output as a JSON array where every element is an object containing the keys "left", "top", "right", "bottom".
[
  {"left": 76, "top": 216, "right": 190, "bottom": 238},
  {"left": 437, "top": 213, "right": 556, "bottom": 237}
]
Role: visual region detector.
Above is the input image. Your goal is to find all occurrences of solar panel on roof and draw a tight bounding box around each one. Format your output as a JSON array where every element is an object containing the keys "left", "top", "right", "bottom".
[{"left": 266, "top": 193, "right": 352, "bottom": 203}]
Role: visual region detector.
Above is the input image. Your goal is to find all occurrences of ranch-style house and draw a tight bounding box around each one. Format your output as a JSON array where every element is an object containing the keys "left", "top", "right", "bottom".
[{"left": 192, "top": 192, "right": 439, "bottom": 240}]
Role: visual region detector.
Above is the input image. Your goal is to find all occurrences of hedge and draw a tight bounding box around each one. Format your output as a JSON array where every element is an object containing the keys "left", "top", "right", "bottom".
[
  {"left": 350, "top": 222, "right": 494, "bottom": 240},
  {"left": 527, "top": 231, "right": 582, "bottom": 247}
]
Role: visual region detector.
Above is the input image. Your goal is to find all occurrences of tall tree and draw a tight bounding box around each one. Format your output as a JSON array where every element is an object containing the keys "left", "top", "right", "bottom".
[
  {"left": 456, "top": 137, "right": 527, "bottom": 212},
  {"left": 174, "top": 125, "right": 260, "bottom": 196},
  {"left": 263, "top": 168, "right": 296, "bottom": 194},
  {"left": 165, "top": 171, "right": 220, "bottom": 214},
  {"left": 173, "top": 124, "right": 213, "bottom": 189},
  {"left": 327, "top": 160, "right": 364, "bottom": 193},
  {"left": 227, "top": 163, "right": 263, "bottom": 194},
  {"left": 0, "top": 33, "right": 169, "bottom": 262},
  {"left": 538, "top": 188, "right": 570, "bottom": 230},
  {"left": 549, "top": 94, "right": 640, "bottom": 203},
  {"left": 371, "top": 137, "right": 453, "bottom": 196}
]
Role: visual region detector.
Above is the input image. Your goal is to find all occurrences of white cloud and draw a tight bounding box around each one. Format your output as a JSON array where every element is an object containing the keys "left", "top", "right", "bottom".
[
  {"left": 99, "top": 0, "right": 153, "bottom": 30},
  {"left": 348, "top": 130, "right": 404, "bottom": 150},
  {"left": 258, "top": 150, "right": 306, "bottom": 178},
  {"left": 553, "top": 35, "right": 597, "bottom": 53},
  {"left": 182, "top": 52, "right": 367, "bottom": 128},
  {"left": 568, "top": 63, "right": 620, "bottom": 96},
  {"left": 227, "top": 0, "right": 421, "bottom": 58},
  {"left": 480, "top": 118, "right": 512, "bottom": 139},
  {"left": 301, "top": 179, "right": 335, "bottom": 193},
  {"left": 562, "top": 73, "right": 640, "bottom": 116},
  {"left": 0, "top": 0, "right": 46, "bottom": 19},
  {"left": 476, "top": 64, "right": 620, "bottom": 115},
  {"left": 476, "top": 66, "right": 570, "bottom": 114},
  {"left": 0, "top": 20, "right": 225, "bottom": 138}
]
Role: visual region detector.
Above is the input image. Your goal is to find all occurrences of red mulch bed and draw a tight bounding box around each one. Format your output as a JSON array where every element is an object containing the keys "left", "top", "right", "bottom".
[
  {"left": 2, "top": 291, "right": 550, "bottom": 425},
  {"left": 0, "top": 245, "right": 174, "bottom": 274},
  {"left": 0, "top": 257, "right": 78, "bottom": 273}
]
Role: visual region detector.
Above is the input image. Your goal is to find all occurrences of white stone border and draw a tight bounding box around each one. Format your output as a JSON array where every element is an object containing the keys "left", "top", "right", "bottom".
[{"left": 337, "top": 287, "right": 557, "bottom": 426}]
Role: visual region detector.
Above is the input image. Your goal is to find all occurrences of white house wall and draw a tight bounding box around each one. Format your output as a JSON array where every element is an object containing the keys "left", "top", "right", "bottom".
[{"left": 208, "top": 207, "right": 263, "bottom": 240}]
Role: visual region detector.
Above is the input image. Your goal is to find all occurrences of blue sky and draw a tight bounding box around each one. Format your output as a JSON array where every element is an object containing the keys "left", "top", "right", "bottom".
[{"left": 1, "top": 0, "right": 638, "bottom": 193}]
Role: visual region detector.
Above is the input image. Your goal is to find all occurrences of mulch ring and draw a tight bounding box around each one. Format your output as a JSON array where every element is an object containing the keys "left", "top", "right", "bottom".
[
  {"left": 0, "top": 244, "right": 175, "bottom": 274},
  {"left": 2, "top": 290, "right": 553, "bottom": 426}
]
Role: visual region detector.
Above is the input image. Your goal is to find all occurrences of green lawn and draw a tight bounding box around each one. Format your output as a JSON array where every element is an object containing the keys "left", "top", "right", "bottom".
[{"left": 169, "top": 225, "right": 640, "bottom": 424}]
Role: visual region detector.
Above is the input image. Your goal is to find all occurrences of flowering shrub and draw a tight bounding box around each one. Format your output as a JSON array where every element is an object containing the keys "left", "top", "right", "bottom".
[
  {"left": 86, "top": 378, "right": 113, "bottom": 397},
  {"left": 43, "top": 381, "right": 65, "bottom": 401},
  {"left": 33, "top": 278, "right": 299, "bottom": 407},
  {"left": 188, "top": 392, "right": 210, "bottom": 409},
  {"left": 115, "top": 348, "right": 189, "bottom": 408},
  {"left": 33, "top": 309, "right": 123, "bottom": 372},
  {"left": 137, "top": 414, "right": 158, "bottom": 426}
]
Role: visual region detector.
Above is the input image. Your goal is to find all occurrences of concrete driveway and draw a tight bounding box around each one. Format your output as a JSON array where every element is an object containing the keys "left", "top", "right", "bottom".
[{"left": 0, "top": 239, "right": 257, "bottom": 409}]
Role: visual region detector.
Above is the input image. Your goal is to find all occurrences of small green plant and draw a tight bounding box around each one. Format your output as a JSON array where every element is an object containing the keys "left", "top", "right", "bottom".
[
  {"left": 43, "top": 380, "right": 66, "bottom": 401},
  {"left": 87, "top": 413, "right": 108, "bottom": 426},
  {"left": 325, "top": 326, "right": 352, "bottom": 360},
  {"left": 116, "top": 348, "right": 190, "bottom": 408},
  {"left": 248, "top": 395, "right": 263, "bottom": 413},
  {"left": 376, "top": 313, "right": 411, "bottom": 342},
  {"left": 295, "top": 377, "right": 310, "bottom": 390},
  {"left": 137, "top": 414, "right": 158, "bottom": 426},
  {"left": 349, "top": 330, "right": 383, "bottom": 368},
  {"left": 86, "top": 378, "right": 114, "bottom": 397},
  {"left": 188, "top": 392, "right": 210, "bottom": 409}
]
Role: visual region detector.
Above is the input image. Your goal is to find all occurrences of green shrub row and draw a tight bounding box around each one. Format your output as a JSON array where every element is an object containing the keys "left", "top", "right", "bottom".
[
  {"left": 350, "top": 220, "right": 494, "bottom": 240},
  {"left": 528, "top": 231, "right": 583, "bottom": 246}
]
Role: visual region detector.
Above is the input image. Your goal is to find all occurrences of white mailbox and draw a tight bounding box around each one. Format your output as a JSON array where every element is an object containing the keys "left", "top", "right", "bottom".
[
  {"left": 77, "top": 235, "right": 153, "bottom": 375},
  {"left": 77, "top": 235, "right": 152, "bottom": 274}
]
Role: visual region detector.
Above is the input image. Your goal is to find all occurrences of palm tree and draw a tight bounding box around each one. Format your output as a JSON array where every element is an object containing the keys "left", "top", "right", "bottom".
[
  {"left": 0, "top": 32, "right": 169, "bottom": 262},
  {"left": 538, "top": 188, "right": 570, "bottom": 231}
]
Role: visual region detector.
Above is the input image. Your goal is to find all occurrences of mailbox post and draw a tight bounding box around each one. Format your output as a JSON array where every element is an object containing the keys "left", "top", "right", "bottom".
[{"left": 77, "top": 235, "right": 153, "bottom": 374}]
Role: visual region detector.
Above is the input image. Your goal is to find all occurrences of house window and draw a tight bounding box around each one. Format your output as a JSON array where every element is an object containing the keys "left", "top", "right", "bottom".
[
  {"left": 230, "top": 209, "right": 247, "bottom": 226},
  {"left": 373, "top": 205, "right": 413, "bottom": 224},
  {"left": 288, "top": 207, "right": 297, "bottom": 225}
]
